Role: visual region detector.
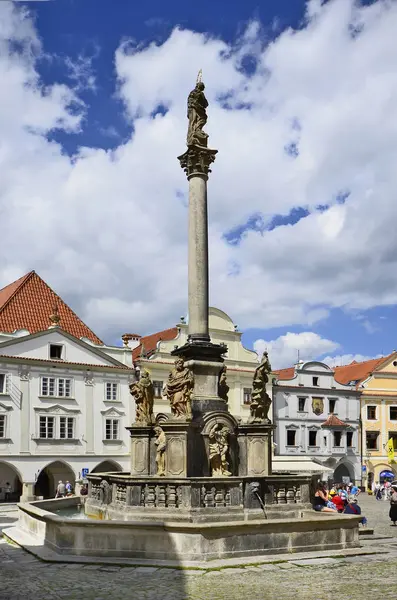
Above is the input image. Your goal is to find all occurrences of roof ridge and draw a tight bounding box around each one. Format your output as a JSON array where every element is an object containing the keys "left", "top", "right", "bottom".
[
  {"left": 33, "top": 273, "right": 104, "bottom": 345},
  {"left": 333, "top": 356, "right": 386, "bottom": 371},
  {"left": 0, "top": 271, "right": 35, "bottom": 313}
]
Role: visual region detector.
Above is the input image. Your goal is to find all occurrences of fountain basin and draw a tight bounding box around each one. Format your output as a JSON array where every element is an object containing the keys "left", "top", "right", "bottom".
[{"left": 3, "top": 496, "right": 361, "bottom": 567}]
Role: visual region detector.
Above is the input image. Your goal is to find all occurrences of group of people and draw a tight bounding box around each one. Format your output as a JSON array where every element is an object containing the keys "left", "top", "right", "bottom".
[
  {"left": 55, "top": 480, "right": 74, "bottom": 498},
  {"left": 372, "top": 480, "right": 395, "bottom": 501},
  {"left": 314, "top": 482, "right": 367, "bottom": 526}
]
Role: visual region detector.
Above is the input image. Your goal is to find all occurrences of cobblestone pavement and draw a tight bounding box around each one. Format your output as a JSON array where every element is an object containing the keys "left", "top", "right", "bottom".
[{"left": 1, "top": 494, "right": 397, "bottom": 600}]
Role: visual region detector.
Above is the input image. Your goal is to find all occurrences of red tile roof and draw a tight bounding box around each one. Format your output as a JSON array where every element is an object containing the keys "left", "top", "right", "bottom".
[
  {"left": 273, "top": 367, "right": 295, "bottom": 381},
  {"left": 132, "top": 327, "right": 178, "bottom": 361},
  {"left": 321, "top": 414, "right": 348, "bottom": 428},
  {"left": 0, "top": 271, "right": 103, "bottom": 345},
  {"left": 334, "top": 356, "right": 391, "bottom": 386}
]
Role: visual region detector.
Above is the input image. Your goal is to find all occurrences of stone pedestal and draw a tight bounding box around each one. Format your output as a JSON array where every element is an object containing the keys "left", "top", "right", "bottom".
[
  {"left": 237, "top": 423, "right": 275, "bottom": 477},
  {"left": 161, "top": 421, "right": 201, "bottom": 477},
  {"left": 126, "top": 425, "right": 152, "bottom": 476},
  {"left": 20, "top": 482, "right": 35, "bottom": 502}
]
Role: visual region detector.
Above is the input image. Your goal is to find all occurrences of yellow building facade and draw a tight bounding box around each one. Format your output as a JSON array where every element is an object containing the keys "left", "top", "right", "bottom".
[{"left": 359, "top": 355, "right": 397, "bottom": 487}]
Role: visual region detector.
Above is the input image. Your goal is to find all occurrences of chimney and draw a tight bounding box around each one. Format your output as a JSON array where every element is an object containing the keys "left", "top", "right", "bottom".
[{"left": 121, "top": 333, "right": 141, "bottom": 350}]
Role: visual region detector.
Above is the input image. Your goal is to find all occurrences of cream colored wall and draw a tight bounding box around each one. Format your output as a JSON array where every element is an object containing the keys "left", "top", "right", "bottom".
[
  {"left": 136, "top": 307, "right": 266, "bottom": 420},
  {"left": 361, "top": 355, "right": 397, "bottom": 477}
]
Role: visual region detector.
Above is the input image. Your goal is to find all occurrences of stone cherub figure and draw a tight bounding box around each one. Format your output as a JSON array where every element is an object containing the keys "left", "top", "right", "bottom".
[
  {"left": 129, "top": 369, "right": 154, "bottom": 426},
  {"left": 218, "top": 365, "right": 229, "bottom": 404},
  {"left": 249, "top": 351, "right": 272, "bottom": 424},
  {"left": 154, "top": 426, "right": 166, "bottom": 477},
  {"left": 208, "top": 423, "right": 232, "bottom": 477},
  {"left": 187, "top": 71, "right": 209, "bottom": 147},
  {"left": 163, "top": 357, "right": 194, "bottom": 420}
]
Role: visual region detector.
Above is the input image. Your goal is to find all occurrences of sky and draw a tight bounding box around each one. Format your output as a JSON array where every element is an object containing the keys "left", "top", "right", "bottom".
[{"left": 1, "top": 0, "right": 397, "bottom": 368}]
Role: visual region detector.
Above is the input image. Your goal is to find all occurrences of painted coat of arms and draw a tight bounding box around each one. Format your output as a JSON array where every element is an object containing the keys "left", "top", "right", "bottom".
[{"left": 312, "top": 397, "right": 324, "bottom": 416}]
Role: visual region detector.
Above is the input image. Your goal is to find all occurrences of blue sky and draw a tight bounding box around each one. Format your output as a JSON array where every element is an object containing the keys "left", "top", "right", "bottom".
[{"left": 1, "top": 0, "right": 396, "bottom": 367}]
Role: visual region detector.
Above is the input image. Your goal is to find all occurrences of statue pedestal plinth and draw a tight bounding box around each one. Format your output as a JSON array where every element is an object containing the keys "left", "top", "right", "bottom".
[
  {"left": 171, "top": 341, "right": 227, "bottom": 417},
  {"left": 126, "top": 425, "right": 152, "bottom": 476},
  {"left": 160, "top": 420, "right": 201, "bottom": 478},
  {"left": 237, "top": 423, "right": 275, "bottom": 477}
]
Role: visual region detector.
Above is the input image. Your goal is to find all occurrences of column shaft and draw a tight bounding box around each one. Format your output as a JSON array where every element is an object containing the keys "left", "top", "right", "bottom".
[{"left": 188, "top": 174, "right": 210, "bottom": 342}]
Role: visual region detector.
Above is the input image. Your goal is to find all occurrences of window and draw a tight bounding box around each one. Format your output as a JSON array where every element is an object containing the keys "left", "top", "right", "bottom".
[
  {"left": 333, "top": 431, "right": 342, "bottom": 447},
  {"left": 390, "top": 407, "right": 397, "bottom": 421},
  {"left": 347, "top": 431, "right": 353, "bottom": 447},
  {"left": 60, "top": 417, "right": 75, "bottom": 439},
  {"left": 0, "top": 374, "right": 5, "bottom": 394},
  {"left": 105, "top": 419, "right": 119, "bottom": 440},
  {"left": 39, "top": 416, "right": 55, "bottom": 439},
  {"left": 308, "top": 430, "right": 317, "bottom": 446},
  {"left": 298, "top": 397, "right": 306, "bottom": 412},
  {"left": 243, "top": 388, "right": 252, "bottom": 405},
  {"left": 366, "top": 431, "right": 379, "bottom": 450},
  {"left": 153, "top": 380, "right": 163, "bottom": 398},
  {"left": 106, "top": 382, "right": 118, "bottom": 401},
  {"left": 0, "top": 415, "right": 6, "bottom": 438},
  {"left": 41, "top": 377, "right": 72, "bottom": 397},
  {"left": 312, "top": 377, "right": 319, "bottom": 386},
  {"left": 49, "top": 344, "right": 63, "bottom": 360},
  {"left": 367, "top": 406, "right": 377, "bottom": 420},
  {"left": 329, "top": 399, "right": 336, "bottom": 413},
  {"left": 389, "top": 432, "right": 397, "bottom": 450},
  {"left": 286, "top": 430, "right": 296, "bottom": 446}
]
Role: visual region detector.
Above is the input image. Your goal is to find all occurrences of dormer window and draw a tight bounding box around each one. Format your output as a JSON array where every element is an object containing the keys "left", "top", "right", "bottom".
[
  {"left": 312, "top": 377, "right": 319, "bottom": 386},
  {"left": 49, "top": 344, "right": 63, "bottom": 360}
]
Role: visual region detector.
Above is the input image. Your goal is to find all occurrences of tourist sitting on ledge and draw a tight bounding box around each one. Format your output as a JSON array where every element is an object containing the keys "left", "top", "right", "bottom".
[
  {"left": 343, "top": 495, "right": 367, "bottom": 526},
  {"left": 313, "top": 482, "right": 338, "bottom": 513}
]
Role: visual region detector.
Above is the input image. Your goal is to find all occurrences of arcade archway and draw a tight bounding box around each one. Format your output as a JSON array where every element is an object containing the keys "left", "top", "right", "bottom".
[
  {"left": 91, "top": 460, "right": 123, "bottom": 474},
  {"left": 333, "top": 461, "right": 355, "bottom": 484},
  {"left": 34, "top": 460, "right": 75, "bottom": 499},
  {"left": 0, "top": 461, "right": 22, "bottom": 502}
]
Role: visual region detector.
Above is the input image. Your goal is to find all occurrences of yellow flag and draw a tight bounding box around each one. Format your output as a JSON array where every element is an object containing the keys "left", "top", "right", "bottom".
[{"left": 387, "top": 438, "right": 395, "bottom": 463}]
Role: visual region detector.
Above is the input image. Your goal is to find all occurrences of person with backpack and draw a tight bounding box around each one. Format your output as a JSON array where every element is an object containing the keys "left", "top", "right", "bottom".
[
  {"left": 344, "top": 495, "right": 367, "bottom": 526},
  {"left": 390, "top": 485, "right": 397, "bottom": 526}
]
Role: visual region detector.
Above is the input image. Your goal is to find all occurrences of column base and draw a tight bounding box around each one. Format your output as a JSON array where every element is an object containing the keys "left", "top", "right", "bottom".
[{"left": 20, "top": 482, "right": 35, "bottom": 502}]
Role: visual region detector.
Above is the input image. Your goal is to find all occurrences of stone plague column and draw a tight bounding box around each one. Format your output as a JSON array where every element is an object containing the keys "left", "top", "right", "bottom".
[
  {"left": 178, "top": 72, "right": 217, "bottom": 345},
  {"left": 173, "top": 72, "right": 226, "bottom": 419}
]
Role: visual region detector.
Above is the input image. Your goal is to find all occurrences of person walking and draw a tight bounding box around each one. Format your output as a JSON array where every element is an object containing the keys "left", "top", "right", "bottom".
[
  {"left": 55, "top": 480, "right": 65, "bottom": 498},
  {"left": 389, "top": 485, "right": 397, "bottom": 526},
  {"left": 4, "top": 482, "right": 12, "bottom": 502}
]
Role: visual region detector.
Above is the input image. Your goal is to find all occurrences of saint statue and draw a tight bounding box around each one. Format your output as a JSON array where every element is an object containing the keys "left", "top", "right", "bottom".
[
  {"left": 154, "top": 426, "right": 166, "bottom": 477},
  {"left": 163, "top": 358, "right": 194, "bottom": 420},
  {"left": 218, "top": 365, "right": 229, "bottom": 403},
  {"left": 187, "top": 74, "right": 209, "bottom": 147},
  {"left": 249, "top": 351, "right": 272, "bottom": 423},
  {"left": 129, "top": 369, "right": 154, "bottom": 426},
  {"left": 209, "top": 423, "right": 232, "bottom": 477}
]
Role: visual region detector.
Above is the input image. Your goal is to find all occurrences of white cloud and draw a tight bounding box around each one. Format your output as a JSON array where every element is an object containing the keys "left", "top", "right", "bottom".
[
  {"left": 254, "top": 332, "right": 340, "bottom": 369},
  {"left": 322, "top": 353, "right": 382, "bottom": 368},
  {"left": 2, "top": 1, "right": 397, "bottom": 343}
]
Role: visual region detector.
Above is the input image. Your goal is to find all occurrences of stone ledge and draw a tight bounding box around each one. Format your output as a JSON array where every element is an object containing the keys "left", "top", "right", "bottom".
[{"left": 2, "top": 526, "right": 389, "bottom": 570}]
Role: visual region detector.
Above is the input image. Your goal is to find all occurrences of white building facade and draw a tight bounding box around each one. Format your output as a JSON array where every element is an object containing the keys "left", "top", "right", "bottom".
[
  {"left": 0, "top": 326, "right": 136, "bottom": 501},
  {"left": 273, "top": 361, "right": 361, "bottom": 483}
]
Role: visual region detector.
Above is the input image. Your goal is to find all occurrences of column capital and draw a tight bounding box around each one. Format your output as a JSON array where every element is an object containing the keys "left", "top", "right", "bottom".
[{"left": 178, "top": 145, "right": 217, "bottom": 179}]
